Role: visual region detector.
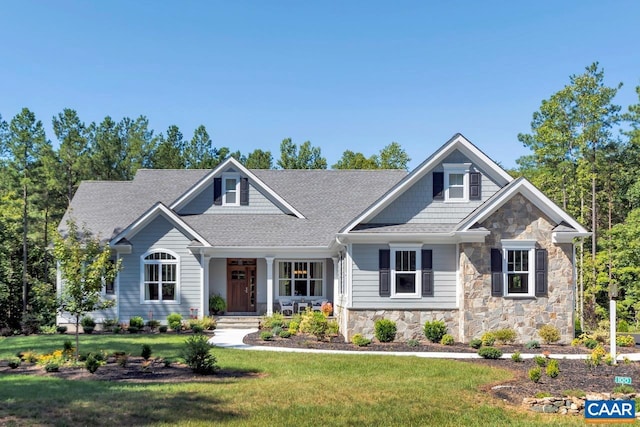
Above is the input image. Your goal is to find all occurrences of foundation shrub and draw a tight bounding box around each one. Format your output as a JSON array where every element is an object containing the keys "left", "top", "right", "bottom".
[
  {"left": 102, "top": 318, "right": 118, "bottom": 329},
  {"left": 480, "top": 332, "right": 496, "bottom": 346},
  {"left": 327, "top": 320, "right": 339, "bottom": 336},
  {"left": 146, "top": 319, "right": 161, "bottom": 330},
  {"left": 478, "top": 347, "right": 502, "bottom": 359},
  {"left": 191, "top": 324, "right": 204, "bottom": 334},
  {"left": 260, "top": 331, "right": 273, "bottom": 341},
  {"left": 407, "top": 339, "right": 420, "bottom": 347},
  {"left": 56, "top": 326, "right": 68, "bottom": 334},
  {"left": 279, "top": 330, "right": 291, "bottom": 338},
  {"left": 423, "top": 320, "right": 447, "bottom": 343},
  {"left": 538, "top": 324, "right": 561, "bottom": 344},
  {"left": 129, "top": 316, "right": 144, "bottom": 329},
  {"left": 440, "top": 334, "right": 454, "bottom": 345},
  {"left": 374, "top": 319, "right": 397, "bottom": 343},
  {"left": 351, "top": 334, "right": 371, "bottom": 347},
  {"left": 287, "top": 321, "right": 299, "bottom": 334},
  {"left": 299, "top": 310, "right": 329, "bottom": 340},
  {"left": 469, "top": 339, "right": 483, "bottom": 349},
  {"left": 271, "top": 326, "right": 283, "bottom": 336},
  {"left": 262, "top": 313, "right": 285, "bottom": 329},
  {"left": 493, "top": 328, "right": 517, "bottom": 344},
  {"left": 525, "top": 340, "right": 540, "bottom": 350},
  {"left": 167, "top": 313, "right": 183, "bottom": 332}
]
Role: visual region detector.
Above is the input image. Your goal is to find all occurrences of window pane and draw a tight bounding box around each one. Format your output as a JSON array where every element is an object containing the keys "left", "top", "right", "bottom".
[
  {"left": 310, "top": 280, "right": 322, "bottom": 296},
  {"left": 309, "top": 262, "right": 323, "bottom": 278},
  {"left": 279, "top": 280, "right": 291, "bottom": 296},
  {"left": 395, "top": 251, "right": 416, "bottom": 272},
  {"left": 162, "top": 264, "right": 176, "bottom": 282},
  {"left": 226, "top": 191, "right": 236, "bottom": 204},
  {"left": 294, "top": 280, "right": 307, "bottom": 296},
  {"left": 294, "top": 262, "right": 307, "bottom": 278},
  {"left": 162, "top": 283, "right": 176, "bottom": 300},
  {"left": 279, "top": 262, "right": 291, "bottom": 279},
  {"left": 146, "top": 283, "right": 159, "bottom": 300},
  {"left": 449, "top": 187, "right": 464, "bottom": 198},
  {"left": 450, "top": 173, "right": 463, "bottom": 185},
  {"left": 396, "top": 273, "right": 416, "bottom": 293},
  {"left": 507, "top": 273, "right": 528, "bottom": 293},
  {"left": 145, "top": 264, "right": 158, "bottom": 282}
]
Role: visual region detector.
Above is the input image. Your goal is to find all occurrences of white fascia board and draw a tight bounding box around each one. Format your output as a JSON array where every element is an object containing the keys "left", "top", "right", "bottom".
[
  {"left": 341, "top": 134, "right": 513, "bottom": 233},
  {"left": 169, "top": 157, "right": 305, "bottom": 219},
  {"left": 199, "top": 246, "right": 336, "bottom": 259},
  {"left": 452, "top": 230, "right": 491, "bottom": 243},
  {"left": 109, "top": 203, "right": 210, "bottom": 247},
  {"left": 457, "top": 179, "right": 589, "bottom": 234},
  {"left": 552, "top": 232, "right": 591, "bottom": 244}
]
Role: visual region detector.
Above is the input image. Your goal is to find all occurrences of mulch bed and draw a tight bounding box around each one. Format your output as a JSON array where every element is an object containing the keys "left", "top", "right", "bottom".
[{"left": 243, "top": 331, "right": 640, "bottom": 405}]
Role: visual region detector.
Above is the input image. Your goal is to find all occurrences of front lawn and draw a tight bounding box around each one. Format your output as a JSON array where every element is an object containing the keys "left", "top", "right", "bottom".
[{"left": 0, "top": 334, "right": 583, "bottom": 426}]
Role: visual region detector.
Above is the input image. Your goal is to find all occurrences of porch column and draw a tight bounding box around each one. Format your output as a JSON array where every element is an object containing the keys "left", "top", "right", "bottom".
[
  {"left": 331, "top": 256, "right": 339, "bottom": 302},
  {"left": 200, "top": 252, "right": 210, "bottom": 318},
  {"left": 266, "top": 256, "right": 275, "bottom": 316}
]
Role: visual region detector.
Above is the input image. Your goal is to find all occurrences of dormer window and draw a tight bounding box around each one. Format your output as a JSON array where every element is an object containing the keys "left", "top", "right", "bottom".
[
  {"left": 433, "top": 164, "right": 481, "bottom": 202},
  {"left": 223, "top": 174, "right": 239, "bottom": 206}
]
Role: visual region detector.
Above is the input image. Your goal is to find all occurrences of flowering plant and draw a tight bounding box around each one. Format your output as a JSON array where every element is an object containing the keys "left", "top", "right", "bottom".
[{"left": 320, "top": 302, "right": 333, "bottom": 317}]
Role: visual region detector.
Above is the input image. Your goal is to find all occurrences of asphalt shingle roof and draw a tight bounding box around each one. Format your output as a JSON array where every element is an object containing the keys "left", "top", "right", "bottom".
[{"left": 62, "top": 168, "right": 407, "bottom": 247}]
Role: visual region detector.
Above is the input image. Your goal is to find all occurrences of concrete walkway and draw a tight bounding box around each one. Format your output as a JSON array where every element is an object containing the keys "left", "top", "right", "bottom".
[{"left": 209, "top": 328, "right": 640, "bottom": 361}]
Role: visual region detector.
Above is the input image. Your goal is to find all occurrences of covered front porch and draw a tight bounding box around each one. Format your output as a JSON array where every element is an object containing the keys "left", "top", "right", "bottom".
[{"left": 203, "top": 254, "right": 337, "bottom": 317}]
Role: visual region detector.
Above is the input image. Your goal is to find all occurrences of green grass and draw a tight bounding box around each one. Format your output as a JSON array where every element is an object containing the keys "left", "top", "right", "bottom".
[{"left": 0, "top": 334, "right": 584, "bottom": 426}]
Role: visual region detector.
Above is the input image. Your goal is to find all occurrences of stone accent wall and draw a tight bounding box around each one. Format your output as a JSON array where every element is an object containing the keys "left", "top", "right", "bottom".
[
  {"left": 523, "top": 393, "right": 639, "bottom": 416},
  {"left": 344, "top": 309, "right": 459, "bottom": 341},
  {"left": 460, "top": 194, "right": 575, "bottom": 343}
]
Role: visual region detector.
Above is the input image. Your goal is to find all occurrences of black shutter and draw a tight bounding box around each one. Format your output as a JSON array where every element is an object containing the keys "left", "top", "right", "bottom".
[
  {"left": 535, "top": 248, "right": 548, "bottom": 297},
  {"left": 491, "top": 248, "right": 503, "bottom": 297},
  {"left": 213, "top": 178, "right": 222, "bottom": 205},
  {"left": 469, "top": 172, "right": 481, "bottom": 200},
  {"left": 421, "top": 249, "right": 433, "bottom": 297},
  {"left": 240, "top": 177, "right": 249, "bottom": 205},
  {"left": 433, "top": 172, "right": 444, "bottom": 200},
  {"left": 379, "top": 249, "right": 390, "bottom": 297}
]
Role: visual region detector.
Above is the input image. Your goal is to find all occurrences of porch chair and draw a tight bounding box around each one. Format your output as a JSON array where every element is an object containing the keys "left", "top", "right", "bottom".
[
  {"left": 311, "top": 299, "right": 329, "bottom": 311},
  {"left": 278, "top": 299, "right": 294, "bottom": 316}
]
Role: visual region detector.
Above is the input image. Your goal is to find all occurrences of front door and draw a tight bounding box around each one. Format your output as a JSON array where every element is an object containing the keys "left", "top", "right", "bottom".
[{"left": 226, "top": 259, "right": 256, "bottom": 312}]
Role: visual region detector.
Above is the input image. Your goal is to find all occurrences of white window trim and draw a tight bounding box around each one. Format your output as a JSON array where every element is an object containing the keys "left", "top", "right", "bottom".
[
  {"left": 222, "top": 173, "right": 240, "bottom": 206},
  {"left": 140, "top": 249, "right": 181, "bottom": 304},
  {"left": 443, "top": 163, "right": 471, "bottom": 202},
  {"left": 501, "top": 239, "right": 536, "bottom": 298},
  {"left": 390, "top": 243, "right": 422, "bottom": 299},
  {"left": 275, "top": 259, "right": 326, "bottom": 299}
]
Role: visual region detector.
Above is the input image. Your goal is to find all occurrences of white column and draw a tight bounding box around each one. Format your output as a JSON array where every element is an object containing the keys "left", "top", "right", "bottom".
[
  {"left": 331, "top": 256, "right": 339, "bottom": 302},
  {"left": 199, "top": 250, "right": 209, "bottom": 318},
  {"left": 266, "top": 257, "right": 275, "bottom": 316}
]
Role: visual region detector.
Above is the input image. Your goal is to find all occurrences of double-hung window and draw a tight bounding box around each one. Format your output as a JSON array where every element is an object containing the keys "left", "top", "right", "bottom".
[
  {"left": 502, "top": 240, "right": 535, "bottom": 297},
  {"left": 222, "top": 173, "right": 239, "bottom": 206},
  {"left": 142, "top": 251, "right": 179, "bottom": 303},
  {"left": 390, "top": 244, "right": 422, "bottom": 298},
  {"left": 278, "top": 260, "right": 324, "bottom": 298},
  {"left": 443, "top": 163, "right": 471, "bottom": 201}
]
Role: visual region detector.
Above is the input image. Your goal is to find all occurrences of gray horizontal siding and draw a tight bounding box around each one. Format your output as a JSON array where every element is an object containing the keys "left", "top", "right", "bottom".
[
  {"left": 116, "top": 214, "right": 202, "bottom": 323},
  {"left": 179, "top": 180, "right": 283, "bottom": 215},
  {"left": 351, "top": 243, "right": 457, "bottom": 309},
  {"left": 370, "top": 151, "right": 501, "bottom": 224}
]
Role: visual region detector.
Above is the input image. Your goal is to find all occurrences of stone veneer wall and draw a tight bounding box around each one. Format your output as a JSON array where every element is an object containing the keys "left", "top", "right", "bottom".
[
  {"left": 459, "top": 194, "right": 575, "bottom": 343},
  {"left": 344, "top": 309, "right": 459, "bottom": 341}
]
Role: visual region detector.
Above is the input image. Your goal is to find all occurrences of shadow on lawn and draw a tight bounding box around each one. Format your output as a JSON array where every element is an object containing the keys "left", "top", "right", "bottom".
[{"left": 0, "top": 375, "right": 244, "bottom": 425}]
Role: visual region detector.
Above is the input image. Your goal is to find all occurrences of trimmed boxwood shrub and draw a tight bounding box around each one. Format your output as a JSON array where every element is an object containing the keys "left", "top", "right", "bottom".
[
  {"left": 374, "top": 319, "right": 397, "bottom": 343},
  {"left": 469, "top": 339, "right": 483, "bottom": 349},
  {"left": 478, "top": 347, "right": 503, "bottom": 359},
  {"left": 167, "top": 313, "right": 183, "bottom": 332},
  {"left": 423, "top": 320, "right": 447, "bottom": 343},
  {"left": 129, "top": 316, "right": 144, "bottom": 329},
  {"left": 351, "top": 334, "right": 371, "bottom": 347},
  {"left": 440, "top": 334, "right": 454, "bottom": 345}
]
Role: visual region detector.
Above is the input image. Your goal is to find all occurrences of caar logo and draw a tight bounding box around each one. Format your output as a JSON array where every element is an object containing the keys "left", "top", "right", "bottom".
[{"left": 585, "top": 400, "right": 636, "bottom": 424}]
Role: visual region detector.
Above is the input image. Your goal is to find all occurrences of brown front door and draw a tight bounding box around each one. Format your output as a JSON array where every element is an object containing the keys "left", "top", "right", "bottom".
[{"left": 226, "top": 259, "right": 256, "bottom": 312}]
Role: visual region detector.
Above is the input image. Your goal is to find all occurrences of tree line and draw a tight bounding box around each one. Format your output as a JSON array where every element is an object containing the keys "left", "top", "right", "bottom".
[
  {"left": 0, "top": 108, "right": 410, "bottom": 331},
  {"left": 1, "top": 61, "right": 639, "bottom": 334}
]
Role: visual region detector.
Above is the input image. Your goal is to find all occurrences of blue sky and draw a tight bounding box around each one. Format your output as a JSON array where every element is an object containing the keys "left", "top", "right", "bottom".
[{"left": 1, "top": 1, "right": 639, "bottom": 169}]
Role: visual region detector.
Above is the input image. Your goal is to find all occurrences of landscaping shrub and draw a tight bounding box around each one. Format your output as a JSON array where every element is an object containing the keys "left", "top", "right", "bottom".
[
  {"left": 616, "top": 335, "right": 635, "bottom": 347},
  {"left": 423, "top": 320, "right": 447, "bottom": 343},
  {"left": 85, "top": 354, "right": 101, "bottom": 373},
  {"left": 533, "top": 355, "right": 547, "bottom": 367},
  {"left": 469, "top": 339, "right": 483, "bottom": 349},
  {"left": 494, "top": 328, "right": 517, "bottom": 344},
  {"left": 116, "top": 354, "right": 129, "bottom": 367},
  {"left": 81, "top": 316, "right": 96, "bottom": 328},
  {"left": 56, "top": 326, "right": 68, "bottom": 334},
  {"left": 407, "top": 339, "right": 420, "bottom": 347},
  {"left": 570, "top": 338, "right": 581, "bottom": 347},
  {"left": 538, "top": 324, "right": 560, "bottom": 344},
  {"left": 129, "top": 316, "right": 144, "bottom": 329},
  {"left": 613, "top": 384, "right": 635, "bottom": 394},
  {"left": 351, "top": 334, "right": 371, "bottom": 347},
  {"left": 528, "top": 367, "right": 542, "bottom": 383},
  {"left": 585, "top": 345, "right": 607, "bottom": 368},
  {"left": 617, "top": 319, "right": 630, "bottom": 333},
  {"left": 374, "top": 319, "right": 397, "bottom": 343},
  {"left": 262, "top": 312, "right": 285, "bottom": 329},
  {"left": 525, "top": 340, "right": 540, "bottom": 350},
  {"left": 511, "top": 351, "right": 523, "bottom": 363},
  {"left": 584, "top": 338, "right": 599, "bottom": 349},
  {"left": 182, "top": 334, "right": 218, "bottom": 374},
  {"left": 146, "top": 319, "right": 161, "bottom": 330},
  {"left": 288, "top": 320, "right": 299, "bottom": 334},
  {"left": 546, "top": 359, "right": 559, "bottom": 378},
  {"left": 112, "top": 326, "right": 122, "bottom": 334},
  {"left": 141, "top": 344, "right": 152, "bottom": 360},
  {"left": 279, "top": 330, "right": 292, "bottom": 338},
  {"left": 44, "top": 362, "right": 60, "bottom": 372},
  {"left": 83, "top": 326, "right": 95, "bottom": 334},
  {"left": 604, "top": 354, "right": 615, "bottom": 366},
  {"left": 480, "top": 331, "right": 496, "bottom": 346},
  {"left": 271, "top": 326, "right": 283, "bottom": 336},
  {"left": 63, "top": 340, "right": 74, "bottom": 353},
  {"left": 327, "top": 320, "right": 339, "bottom": 336},
  {"left": 102, "top": 318, "right": 118, "bottom": 329},
  {"left": 209, "top": 294, "right": 226, "bottom": 314},
  {"left": 127, "top": 326, "right": 139, "bottom": 334},
  {"left": 260, "top": 331, "right": 273, "bottom": 341},
  {"left": 191, "top": 324, "right": 204, "bottom": 334},
  {"left": 20, "top": 313, "right": 41, "bottom": 335},
  {"left": 440, "top": 334, "right": 454, "bottom": 345},
  {"left": 8, "top": 357, "right": 21, "bottom": 369},
  {"left": 478, "top": 347, "right": 502, "bottom": 359},
  {"left": 158, "top": 325, "right": 168, "bottom": 333},
  {"left": 299, "top": 310, "right": 329, "bottom": 340},
  {"left": 39, "top": 325, "right": 57, "bottom": 335},
  {"left": 167, "top": 313, "right": 183, "bottom": 332}
]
